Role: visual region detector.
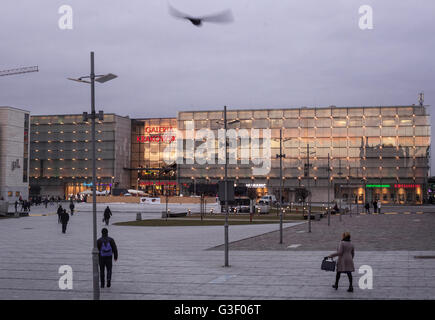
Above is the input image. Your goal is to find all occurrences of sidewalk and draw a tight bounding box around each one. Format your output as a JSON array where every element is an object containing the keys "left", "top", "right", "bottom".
[{"left": 0, "top": 205, "right": 434, "bottom": 299}]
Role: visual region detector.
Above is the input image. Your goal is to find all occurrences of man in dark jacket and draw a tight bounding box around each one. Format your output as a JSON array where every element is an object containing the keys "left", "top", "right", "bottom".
[
  {"left": 372, "top": 200, "right": 378, "bottom": 213},
  {"left": 103, "top": 206, "right": 112, "bottom": 225},
  {"left": 97, "top": 228, "right": 118, "bottom": 288},
  {"left": 69, "top": 201, "right": 75, "bottom": 216},
  {"left": 57, "top": 205, "right": 63, "bottom": 223},
  {"left": 60, "top": 209, "right": 69, "bottom": 233}
]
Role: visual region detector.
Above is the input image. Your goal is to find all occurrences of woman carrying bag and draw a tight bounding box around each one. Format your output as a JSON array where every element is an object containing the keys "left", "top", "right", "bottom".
[{"left": 327, "top": 232, "right": 355, "bottom": 292}]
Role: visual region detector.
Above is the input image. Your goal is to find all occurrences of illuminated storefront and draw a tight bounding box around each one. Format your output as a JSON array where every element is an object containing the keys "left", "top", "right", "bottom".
[
  {"left": 130, "top": 118, "right": 178, "bottom": 195},
  {"left": 177, "top": 105, "right": 430, "bottom": 204}
]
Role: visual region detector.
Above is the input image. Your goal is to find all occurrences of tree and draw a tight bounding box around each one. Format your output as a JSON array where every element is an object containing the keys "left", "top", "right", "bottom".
[{"left": 295, "top": 187, "right": 310, "bottom": 203}]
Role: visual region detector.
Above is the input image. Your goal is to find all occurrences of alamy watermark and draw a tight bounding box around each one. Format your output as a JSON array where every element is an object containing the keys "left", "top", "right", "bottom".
[
  {"left": 58, "top": 265, "right": 73, "bottom": 290},
  {"left": 160, "top": 121, "right": 271, "bottom": 176}
]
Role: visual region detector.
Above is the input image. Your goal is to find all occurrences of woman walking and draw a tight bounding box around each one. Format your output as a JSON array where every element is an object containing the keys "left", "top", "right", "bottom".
[{"left": 327, "top": 232, "right": 355, "bottom": 292}]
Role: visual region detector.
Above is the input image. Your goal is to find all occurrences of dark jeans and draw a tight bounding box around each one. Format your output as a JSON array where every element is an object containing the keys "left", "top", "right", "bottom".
[
  {"left": 61, "top": 223, "right": 68, "bottom": 233},
  {"left": 99, "top": 256, "right": 113, "bottom": 286},
  {"left": 335, "top": 271, "right": 353, "bottom": 288},
  {"left": 104, "top": 217, "right": 110, "bottom": 225}
]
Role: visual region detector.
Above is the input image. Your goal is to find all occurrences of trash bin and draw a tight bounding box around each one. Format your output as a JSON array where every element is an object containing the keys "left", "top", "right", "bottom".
[{"left": 136, "top": 212, "right": 142, "bottom": 221}]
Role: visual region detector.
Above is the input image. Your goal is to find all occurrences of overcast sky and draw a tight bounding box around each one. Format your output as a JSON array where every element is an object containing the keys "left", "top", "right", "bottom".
[{"left": 1, "top": 0, "right": 434, "bottom": 168}]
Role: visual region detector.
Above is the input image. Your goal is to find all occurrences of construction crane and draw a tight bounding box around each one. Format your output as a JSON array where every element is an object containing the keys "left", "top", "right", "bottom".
[{"left": 0, "top": 66, "right": 38, "bottom": 77}]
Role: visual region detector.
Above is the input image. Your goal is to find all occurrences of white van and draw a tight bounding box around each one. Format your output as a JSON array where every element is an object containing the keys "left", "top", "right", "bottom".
[{"left": 259, "top": 195, "right": 277, "bottom": 205}]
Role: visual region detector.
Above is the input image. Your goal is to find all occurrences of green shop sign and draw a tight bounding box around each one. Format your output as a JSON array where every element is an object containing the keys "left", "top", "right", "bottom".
[{"left": 366, "top": 184, "right": 390, "bottom": 188}]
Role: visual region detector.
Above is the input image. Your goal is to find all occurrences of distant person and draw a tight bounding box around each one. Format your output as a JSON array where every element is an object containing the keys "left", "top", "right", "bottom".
[
  {"left": 14, "top": 200, "right": 18, "bottom": 213},
  {"left": 372, "top": 200, "right": 377, "bottom": 213},
  {"left": 69, "top": 201, "right": 75, "bottom": 216},
  {"left": 97, "top": 228, "right": 118, "bottom": 288},
  {"left": 377, "top": 201, "right": 382, "bottom": 214},
  {"left": 364, "top": 202, "right": 370, "bottom": 214},
  {"left": 327, "top": 232, "right": 355, "bottom": 292},
  {"left": 44, "top": 197, "right": 49, "bottom": 208},
  {"left": 60, "top": 209, "right": 69, "bottom": 234},
  {"left": 333, "top": 203, "right": 339, "bottom": 215},
  {"left": 103, "top": 206, "right": 112, "bottom": 225},
  {"left": 57, "top": 205, "right": 63, "bottom": 224}
]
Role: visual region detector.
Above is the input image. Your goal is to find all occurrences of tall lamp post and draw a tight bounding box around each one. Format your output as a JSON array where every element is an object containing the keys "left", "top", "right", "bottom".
[
  {"left": 275, "top": 130, "right": 292, "bottom": 243},
  {"left": 327, "top": 153, "right": 331, "bottom": 226},
  {"left": 302, "top": 144, "right": 315, "bottom": 232},
  {"left": 68, "top": 52, "right": 117, "bottom": 300},
  {"left": 216, "top": 106, "right": 239, "bottom": 267}
]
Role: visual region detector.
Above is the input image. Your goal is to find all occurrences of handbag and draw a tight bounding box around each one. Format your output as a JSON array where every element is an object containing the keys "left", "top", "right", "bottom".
[{"left": 321, "top": 257, "right": 336, "bottom": 272}]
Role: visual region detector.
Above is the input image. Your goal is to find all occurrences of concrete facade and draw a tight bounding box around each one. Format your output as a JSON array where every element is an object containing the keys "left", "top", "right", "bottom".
[
  {"left": 0, "top": 106, "right": 30, "bottom": 202},
  {"left": 29, "top": 113, "right": 131, "bottom": 198}
]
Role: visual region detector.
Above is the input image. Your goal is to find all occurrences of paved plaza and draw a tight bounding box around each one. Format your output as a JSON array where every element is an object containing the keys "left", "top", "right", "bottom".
[{"left": 0, "top": 203, "right": 434, "bottom": 300}]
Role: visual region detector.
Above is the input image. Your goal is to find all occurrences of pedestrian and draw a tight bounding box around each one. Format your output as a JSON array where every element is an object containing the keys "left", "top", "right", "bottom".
[
  {"left": 69, "top": 201, "right": 75, "bottom": 216},
  {"left": 44, "top": 197, "right": 49, "bottom": 208},
  {"left": 57, "top": 205, "right": 63, "bottom": 224},
  {"left": 327, "top": 232, "right": 355, "bottom": 292},
  {"left": 97, "top": 228, "right": 118, "bottom": 288},
  {"left": 333, "top": 202, "right": 339, "bottom": 215},
  {"left": 60, "top": 209, "right": 69, "bottom": 234},
  {"left": 14, "top": 200, "right": 18, "bottom": 213},
  {"left": 377, "top": 200, "right": 382, "bottom": 214},
  {"left": 364, "top": 202, "right": 370, "bottom": 214},
  {"left": 372, "top": 200, "right": 377, "bottom": 213},
  {"left": 103, "top": 206, "right": 112, "bottom": 225}
]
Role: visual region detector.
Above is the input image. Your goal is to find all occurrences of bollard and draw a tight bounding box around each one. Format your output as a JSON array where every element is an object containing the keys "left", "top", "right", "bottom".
[{"left": 136, "top": 212, "right": 142, "bottom": 221}]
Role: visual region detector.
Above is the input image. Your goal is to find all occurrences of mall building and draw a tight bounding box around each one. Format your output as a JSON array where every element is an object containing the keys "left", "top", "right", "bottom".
[
  {"left": 27, "top": 104, "right": 431, "bottom": 204},
  {"left": 176, "top": 105, "right": 430, "bottom": 204},
  {"left": 29, "top": 113, "right": 131, "bottom": 197}
]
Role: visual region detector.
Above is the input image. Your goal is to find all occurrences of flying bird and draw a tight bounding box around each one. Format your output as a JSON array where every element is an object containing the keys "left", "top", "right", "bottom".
[{"left": 168, "top": 4, "right": 234, "bottom": 27}]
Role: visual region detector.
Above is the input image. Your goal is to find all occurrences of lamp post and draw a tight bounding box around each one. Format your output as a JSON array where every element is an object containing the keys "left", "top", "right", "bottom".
[
  {"left": 275, "top": 130, "right": 292, "bottom": 243},
  {"left": 327, "top": 153, "right": 331, "bottom": 226},
  {"left": 217, "top": 106, "right": 239, "bottom": 267},
  {"left": 302, "top": 144, "right": 315, "bottom": 232},
  {"left": 338, "top": 159, "right": 343, "bottom": 222},
  {"left": 276, "top": 129, "right": 285, "bottom": 244},
  {"left": 68, "top": 52, "right": 117, "bottom": 300}
]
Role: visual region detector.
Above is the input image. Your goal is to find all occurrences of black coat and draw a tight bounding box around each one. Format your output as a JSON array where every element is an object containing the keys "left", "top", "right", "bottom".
[
  {"left": 60, "top": 212, "right": 69, "bottom": 224},
  {"left": 104, "top": 208, "right": 112, "bottom": 218}
]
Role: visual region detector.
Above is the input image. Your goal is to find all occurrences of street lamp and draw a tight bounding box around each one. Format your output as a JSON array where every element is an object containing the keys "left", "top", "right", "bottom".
[
  {"left": 216, "top": 106, "right": 239, "bottom": 267},
  {"left": 67, "top": 52, "right": 117, "bottom": 300},
  {"left": 274, "top": 129, "right": 292, "bottom": 244},
  {"left": 301, "top": 144, "right": 315, "bottom": 232}
]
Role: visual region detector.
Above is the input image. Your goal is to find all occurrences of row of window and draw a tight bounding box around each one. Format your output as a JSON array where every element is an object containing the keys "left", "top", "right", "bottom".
[{"left": 178, "top": 107, "right": 427, "bottom": 121}]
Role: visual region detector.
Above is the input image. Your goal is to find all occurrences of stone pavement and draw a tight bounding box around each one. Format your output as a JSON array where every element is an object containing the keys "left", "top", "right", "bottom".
[
  {"left": 0, "top": 203, "right": 434, "bottom": 300},
  {"left": 213, "top": 211, "right": 435, "bottom": 251}
]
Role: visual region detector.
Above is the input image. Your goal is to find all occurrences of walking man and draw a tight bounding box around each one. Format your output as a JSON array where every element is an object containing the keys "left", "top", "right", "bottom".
[
  {"left": 97, "top": 228, "right": 118, "bottom": 288},
  {"left": 60, "top": 209, "right": 69, "bottom": 234},
  {"left": 377, "top": 200, "right": 382, "bottom": 214},
  {"left": 372, "top": 200, "right": 377, "bottom": 213},
  {"left": 69, "top": 200, "right": 75, "bottom": 216},
  {"left": 103, "top": 206, "right": 112, "bottom": 226},
  {"left": 365, "top": 202, "right": 371, "bottom": 214},
  {"left": 57, "top": 205, "right": 63, "bottom": 224}
]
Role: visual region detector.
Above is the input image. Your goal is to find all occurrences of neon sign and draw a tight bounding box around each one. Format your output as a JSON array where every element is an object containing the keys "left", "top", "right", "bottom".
[
  {"left": 137, "top": 126, "right": 176, "bottom": 143},
  {"left": 394, "top": 184, "right": 420, "bottom": 189},
  {"left": 140, "top": 181, "right": 177, "bottom": 186},
  {"left": 366, "top": 185, "right": 390, "bottom": 188}
]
